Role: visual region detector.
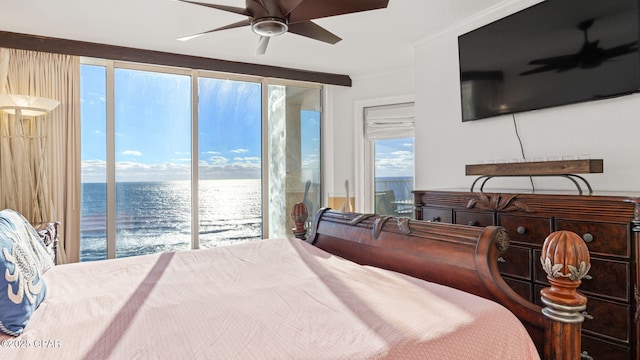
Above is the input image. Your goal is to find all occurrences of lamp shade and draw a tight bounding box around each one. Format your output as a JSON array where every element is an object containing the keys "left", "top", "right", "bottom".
[{"left": 0, "top": 94, "right": 60, "bottom": 117}]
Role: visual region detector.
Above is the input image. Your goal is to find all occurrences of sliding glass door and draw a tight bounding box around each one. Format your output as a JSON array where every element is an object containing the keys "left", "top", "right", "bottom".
[
  {"left": 197, "top": 77, "right": 262, "bottom": 248},
  {"left": 113, "top": 68, "right": 192, "bottom": 258},
  {"left": 80, "top": 61, "right": 321, "bottom": 260}
]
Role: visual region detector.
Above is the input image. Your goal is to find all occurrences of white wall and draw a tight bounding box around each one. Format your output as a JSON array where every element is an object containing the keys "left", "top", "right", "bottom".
[
  {"left": 329, "top": 1, "right": 640, "bottom": 200},
  {"left": 325, "top": 67, "right": 415, "bottom": 210},
  {"left": 414, "top": 5, "right": 640, "bottom": 193}
]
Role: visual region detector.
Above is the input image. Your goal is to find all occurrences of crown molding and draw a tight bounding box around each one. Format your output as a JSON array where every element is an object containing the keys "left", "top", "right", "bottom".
[{"left": 412, "top": 0, "right": 544, "bottom": 46}]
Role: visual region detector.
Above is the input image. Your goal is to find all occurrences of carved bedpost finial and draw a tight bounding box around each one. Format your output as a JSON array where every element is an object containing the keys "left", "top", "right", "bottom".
[
  {"left": 291, "top": 202, "right": 309, "bottom": 240},
  {"left": 539, "top": 230, "right": 591, "bottom": 360}
]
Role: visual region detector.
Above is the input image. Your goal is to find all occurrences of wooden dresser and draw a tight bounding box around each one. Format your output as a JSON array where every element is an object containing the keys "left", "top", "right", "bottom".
[{"left": 413, "top": 189, "right": 640, "bottom": 360}]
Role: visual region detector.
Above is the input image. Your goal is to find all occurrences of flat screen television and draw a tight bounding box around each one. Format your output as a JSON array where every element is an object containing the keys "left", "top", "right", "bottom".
[{"left": 458, "top": 0, "right": 640, "bottom": 122}]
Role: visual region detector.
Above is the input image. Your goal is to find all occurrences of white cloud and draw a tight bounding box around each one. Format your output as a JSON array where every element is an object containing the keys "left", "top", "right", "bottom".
[
  {"left": 232, "top": 156, "right": 260, "bottom": 162},
  {"left": 82, "top": 151, "right": 264, "bottom": 182},
  {"left": 121, "top": 150, "right": 142, "bottom": 156},
  {"left": 208, "top": 156, "right": 229, "bottom": 165}
]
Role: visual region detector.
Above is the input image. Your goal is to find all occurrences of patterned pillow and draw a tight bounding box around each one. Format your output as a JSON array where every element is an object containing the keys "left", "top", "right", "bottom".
[
  {"left": 0, "top": 210, "right": 49, "bottom": 336},
  {"left": 0, "top": 210, "right": 54, "bottom": 273}
]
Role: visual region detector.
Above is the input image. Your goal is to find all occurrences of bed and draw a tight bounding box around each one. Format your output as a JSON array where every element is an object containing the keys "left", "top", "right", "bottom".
[{"left": 0, "top": 204, "right": 590, "bottom": 359}]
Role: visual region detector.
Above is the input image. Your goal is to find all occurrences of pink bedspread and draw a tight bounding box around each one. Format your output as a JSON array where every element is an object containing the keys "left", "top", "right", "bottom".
[{"left": 1, "top": 237, "right": 539, "bottom": 359}]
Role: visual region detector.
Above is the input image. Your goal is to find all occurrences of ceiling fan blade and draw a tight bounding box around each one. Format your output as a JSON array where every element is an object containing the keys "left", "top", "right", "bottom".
[
  {"left": 254, "top": 0, "right": 284, "bottom": 17},
  {"left": 175, "top": 0, "right": 249, "bottom": 16},
  {"left": 287, "top": 0, "right": 389, "bottom": 23},
  {"left": 256, "top": 36, "right": 270, "bottom": 55},
  {"left": 177, "top": 19, "right": 253, "bottom": 41},
  {"left": 287, "top": 21, "right": 341, "bottom": 44},
  {"left": 602, "top": 41, "right": 639, "bottom": 58},
  {"left": 275, "top": 0, "right": 304, "bottom": 16},
  {"left": 248, "top": 0, "right": 273, "bottom": 18}
]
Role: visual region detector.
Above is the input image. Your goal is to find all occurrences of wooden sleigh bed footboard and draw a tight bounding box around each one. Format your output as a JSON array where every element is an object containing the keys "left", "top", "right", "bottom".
[{"left": 291, "top": 203, "right": 591, "bottom": 360}]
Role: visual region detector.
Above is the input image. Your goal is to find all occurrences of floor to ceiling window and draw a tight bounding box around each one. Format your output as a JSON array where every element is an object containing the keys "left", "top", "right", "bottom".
[
  {"left": 197, "top": 76, "right": 262, "bottom": 248},
  {"left": 113, "top": 67, "right": 192, "bottom": 258},
  {"left": 80, "top": 60, "right": 321, "bottom": 261},
  {"left": 80, "top": 63, "right": 107, "bottom": 261}
]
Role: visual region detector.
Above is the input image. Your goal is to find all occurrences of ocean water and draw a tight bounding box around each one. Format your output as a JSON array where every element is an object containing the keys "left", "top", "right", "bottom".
[{"left": 81, "top": 179, "right": 262, "bottom": 261}]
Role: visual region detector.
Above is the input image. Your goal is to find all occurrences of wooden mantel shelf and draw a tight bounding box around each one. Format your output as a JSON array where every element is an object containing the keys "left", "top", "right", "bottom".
[
  {"left": 465, "top": 159, "right": 603, "bottom": 194},
  {"left": 466, "top": 159, "right": 603, "bottom": 176}
]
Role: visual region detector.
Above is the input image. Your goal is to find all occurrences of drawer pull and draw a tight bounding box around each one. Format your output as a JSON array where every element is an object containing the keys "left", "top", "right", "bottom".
[
  {"left": 580, "top": 351, "right": 594, "bottom": 360},
  {"left": 497, "top": 257, "right": 506, "bottom": 263},
  {"left": 468, "top": 220, "right": 478, "bottom": 226},
  {"left": 582, "top": 232, "right": 594, "bottom": 243},
  {"left": 428, "top": 216, "right": 441, "bottom": 222},
  {"left": 516, "top": 226, "right": 526, "bottom": 235},
  {"left": 581, "top": 311, "right": 594, "bottom": 320}
]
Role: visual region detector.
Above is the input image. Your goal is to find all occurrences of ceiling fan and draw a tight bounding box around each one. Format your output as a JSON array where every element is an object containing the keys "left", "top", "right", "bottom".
[
  {"left": 176, "top": 0, "right": 389, "bottom": 55},
  {"left": 520, "top": 18, "right": 639, "bottom": 76}
]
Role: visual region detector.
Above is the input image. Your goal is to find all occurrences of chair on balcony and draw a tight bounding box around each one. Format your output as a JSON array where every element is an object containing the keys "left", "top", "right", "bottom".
[{"left": 375, "top": 190, "right": 412, "bottom": 217}]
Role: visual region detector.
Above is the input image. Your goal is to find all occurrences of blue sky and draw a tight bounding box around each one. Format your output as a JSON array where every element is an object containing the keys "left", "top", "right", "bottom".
[
  {"left": 81, "top": 65, "right": 265, "bottom": 182},
  {"left": 374, "top": 138, "right": 414, "bottom": 178},
  {"left": 80, "top": 63, "right": 409, "bottom": 182}
]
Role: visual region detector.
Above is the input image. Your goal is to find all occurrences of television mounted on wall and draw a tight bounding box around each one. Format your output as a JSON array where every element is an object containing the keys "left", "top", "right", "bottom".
[{"left": 458, "top": 0, "right": 640, "bottom": 122}]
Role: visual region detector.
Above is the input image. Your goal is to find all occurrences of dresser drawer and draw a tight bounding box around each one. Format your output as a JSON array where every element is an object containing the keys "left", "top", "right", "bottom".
[
  {"left": 554, "top": 219, "right": 630, "bottom": 258},
  {"left": 581, "top": 334, "right": 630, "bottom": 360},
  {"left": 535, "top": 251, "right": 629, "bottom": 302},
  {"left": 582, "top": 296, "right": 630, "bottom": 342},
  {"left": 497, "top": 214, "right": 552, "bottom": 246},
  {"left": 454, "top": 210, "right": 493, "bottom": 227},
  {"left": 421, "top": 207, "right": 452, "bottom": 223},
  {"left": 498, "top": 245, "right": 531, "bottom": 280}
]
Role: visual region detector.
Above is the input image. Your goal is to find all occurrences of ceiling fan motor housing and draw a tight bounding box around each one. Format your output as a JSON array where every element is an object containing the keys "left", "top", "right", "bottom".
[{"left": 251, "top": 17, "right": 288, "bottom": 37}]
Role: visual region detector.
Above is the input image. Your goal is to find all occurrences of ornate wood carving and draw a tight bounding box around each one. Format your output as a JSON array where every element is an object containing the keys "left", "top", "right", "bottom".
[
  {"left": 290, "top": 202, "right": 309, "bottom": 240},
  {"left": 540, "top": 230, "right": 591, "bottom": 360},
  {"left": 466, "top": 192, "right": 535, "bottom": 213},
  {"left": 372, "top": 216, "right": 391, "bottom": 239},
  {"left": 495, "top": 227, "right": 510, "bottom": 252},
  {"left": 397, "top": 217, "right": 412, "bottom": 234}
]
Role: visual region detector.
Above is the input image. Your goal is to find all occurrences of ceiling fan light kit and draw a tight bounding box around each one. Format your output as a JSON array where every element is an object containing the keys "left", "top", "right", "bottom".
[
  {"left": 251, "top": 17, "right": 288, "bottom": 37},
  {"left": 176, "top": 0, "right": 389, "bottom": 54}
]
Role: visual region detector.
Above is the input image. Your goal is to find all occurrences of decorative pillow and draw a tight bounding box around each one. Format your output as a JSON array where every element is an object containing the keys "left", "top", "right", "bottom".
[
  {"left": 34, "top": 222, "right": 58, "bottom": 264},
  {"left": 0, "top": 210, "right": 54, "bottom": 274},
  {"left": 0, "top": 210, "right": 49, "bottom": 336}
]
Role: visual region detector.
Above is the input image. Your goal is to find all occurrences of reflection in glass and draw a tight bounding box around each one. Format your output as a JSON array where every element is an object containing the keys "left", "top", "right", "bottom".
[{"left": 268, "top": 85, "right": 321, "bottom": 237}]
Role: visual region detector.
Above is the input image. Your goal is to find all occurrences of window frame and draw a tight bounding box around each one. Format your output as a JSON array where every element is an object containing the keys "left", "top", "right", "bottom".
[
  {"left": 80, "top": 57, "right": 322, "bottom": 260},
  {"left": 354, "top": 94, "right": 415, "bottom": 213}
]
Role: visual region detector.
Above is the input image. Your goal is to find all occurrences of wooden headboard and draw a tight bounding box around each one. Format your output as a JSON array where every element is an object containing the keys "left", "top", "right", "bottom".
[{"left": 291, "top": 204, "right": 591, "bottom": 360}]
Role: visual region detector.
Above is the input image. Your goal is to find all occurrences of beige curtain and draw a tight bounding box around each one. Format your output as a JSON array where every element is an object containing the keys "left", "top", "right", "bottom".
[{"left": 0, "top": 48, "right": 81, "bottom": 264}]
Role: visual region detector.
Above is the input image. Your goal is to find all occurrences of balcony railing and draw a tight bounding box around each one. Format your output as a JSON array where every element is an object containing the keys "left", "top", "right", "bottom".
[{"left": 374, "top": 177, "right": 414, "bottom": 217}]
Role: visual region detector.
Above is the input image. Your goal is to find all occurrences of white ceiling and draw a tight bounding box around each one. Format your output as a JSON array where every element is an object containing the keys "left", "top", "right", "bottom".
[{"left": 1, "top": 0, "right": 506, "bottom": 76}]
